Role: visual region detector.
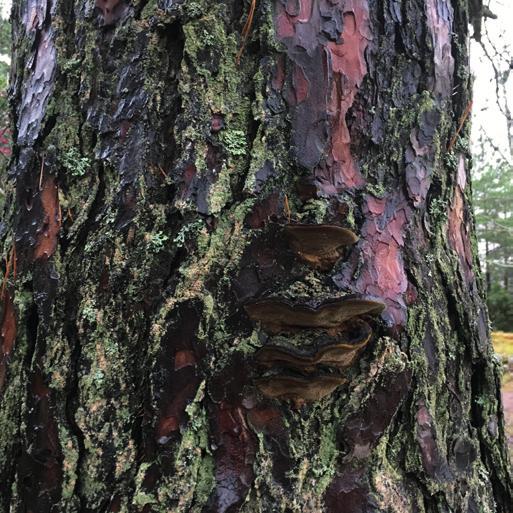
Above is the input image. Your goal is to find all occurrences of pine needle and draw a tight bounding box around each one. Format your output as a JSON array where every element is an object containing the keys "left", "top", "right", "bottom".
[
  {"left": 236, "top": 0, "right": 257, "bottom": 65},
  {"left": 448, "top": 100, "right": 473, "bottom": 151}
]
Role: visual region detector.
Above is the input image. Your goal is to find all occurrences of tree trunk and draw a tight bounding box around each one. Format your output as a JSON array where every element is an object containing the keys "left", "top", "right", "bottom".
[
  {"left": 1, "top": 0, "right": 512, "bottom": 512},
  {"left": 486, "top": 238, "right": 491, "bottom": 293}
]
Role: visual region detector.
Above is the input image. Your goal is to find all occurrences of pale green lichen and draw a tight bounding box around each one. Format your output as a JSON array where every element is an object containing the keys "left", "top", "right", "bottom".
[{"left": 60, "top": 147, "right": 91, "bottom": 177}]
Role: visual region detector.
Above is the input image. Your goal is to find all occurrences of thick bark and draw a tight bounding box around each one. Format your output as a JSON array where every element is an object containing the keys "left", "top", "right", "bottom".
[{"left": 0, "top": 0, "right": 512, "bottom": 512}]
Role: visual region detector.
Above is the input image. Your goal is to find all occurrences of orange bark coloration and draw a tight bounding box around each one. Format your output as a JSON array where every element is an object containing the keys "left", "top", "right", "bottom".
[{"left": 34, "top": 176, "right": 60, "bottom": 261}]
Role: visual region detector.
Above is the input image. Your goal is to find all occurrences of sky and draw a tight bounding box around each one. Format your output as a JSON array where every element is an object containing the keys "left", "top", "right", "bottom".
[
  {"left": 470, "top": 0, "right": 513, "bottom": 165},
  {"left": 0, "top": 0, "right": 509, "bottom": 164}
]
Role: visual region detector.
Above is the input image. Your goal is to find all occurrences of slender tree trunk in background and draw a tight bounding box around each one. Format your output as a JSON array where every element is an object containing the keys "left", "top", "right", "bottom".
[
  {"left": 485, "top": 238, "right": 491, "bottom": 293},
  {"left": 0, "top": 0, "right": 511, "bottom": 512}
]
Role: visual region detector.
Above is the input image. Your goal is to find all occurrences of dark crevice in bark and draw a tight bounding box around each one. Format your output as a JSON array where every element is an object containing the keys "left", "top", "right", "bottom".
[
  {"left": 157, "top": 20, "right": 184, "bottom": 167},
  {"left": 64, "top": 314, "right": 87, "bottom": 512},
  {"left": 39, "top": 114, "right": 58, "bottom": 145},
  {"left": 23, "top": 295, "right": 39, "bottom": 369},
  {"left": 449, "top": 2, "right": 470, "bottom": 120},
  {"left": 471, "top": 362, "right": 487, "bottom": 426},
  {"left": 64, "top": 163, "right": 106, "bottom": 258},
  {"left": 439, "top": 273, "right": 464, "bottom": 335},
  {"left": 376, "top": 1, "right": 386, "bottom": 39},
  {"left": 393, "top": 19, "right": 406, "bottom": 56},
  {"left": 133, "top": 0, "right": 152, "bottom": 19}
]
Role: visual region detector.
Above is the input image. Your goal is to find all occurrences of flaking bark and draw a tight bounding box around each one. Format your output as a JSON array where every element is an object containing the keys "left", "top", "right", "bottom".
[{"left": 0, "top": 0, "right": 512, "bottom": 512}]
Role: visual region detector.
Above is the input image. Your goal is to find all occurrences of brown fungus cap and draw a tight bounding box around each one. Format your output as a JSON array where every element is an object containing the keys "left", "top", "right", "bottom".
[
  {"left": 244, "top": 295, "right": 385, "bottom": 334},
  {"left": 255, "top": 374, "right": 347, "bottom": 408},
  {"left": 255, "top": 319, "right": 372, "bottom": 371},
  {"left": 285, "top": 224, "right": 358, "bottom": 270}
]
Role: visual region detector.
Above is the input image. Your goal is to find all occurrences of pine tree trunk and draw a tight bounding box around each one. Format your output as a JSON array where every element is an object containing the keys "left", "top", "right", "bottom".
[{"left": 1, "top": 0, "right": 512, "bottom": 512}]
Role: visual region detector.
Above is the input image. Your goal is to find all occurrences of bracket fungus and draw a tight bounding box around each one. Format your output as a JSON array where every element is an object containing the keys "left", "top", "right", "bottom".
[
  {"left": 285, "top": 223, "right": 358, "bottom": 270},
  {"left": 255, "top": 373, "right": 347, "bottom": 408},
  {"left": 244, "top": 295, "right": 385, "bottom": 334},
  {"left": 255, "top": 319, "right": 372, "bottom": 372},
  {"left": 245, "top": 220, "right": 386, "bottom": 406}
]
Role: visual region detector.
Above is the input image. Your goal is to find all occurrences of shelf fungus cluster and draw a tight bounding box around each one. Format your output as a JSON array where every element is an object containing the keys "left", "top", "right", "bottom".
[
  {"left": 284, "top": 223, "right": 359, "bottom": 271},
  {"left": 245, "top": 223, "right": 385, "bottom": 407}
]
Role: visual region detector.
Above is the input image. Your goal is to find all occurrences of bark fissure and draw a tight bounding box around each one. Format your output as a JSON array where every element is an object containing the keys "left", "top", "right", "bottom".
[{"left": 63, "top": 311, "right": 87, "bottom": 511}]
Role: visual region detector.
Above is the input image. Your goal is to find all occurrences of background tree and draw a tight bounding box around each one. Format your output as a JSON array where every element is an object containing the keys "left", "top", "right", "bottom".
[
  {"left": 469, "top": 0, "right": 513, "bottom": 334},
  {"left": 473, "top": 160, "right": 513, "bottom": 330},
  {"left": 470, "top": 0, "right": 513, "bottom": 333},
  {"left": 0, "top": 1, "right": 512, "bottom": 513},
  {"left": 0, "top": 16, "right": 11, "bottom": 170},
  {"left": 473, "top": 160, "right": 513, "bottom": 286}
]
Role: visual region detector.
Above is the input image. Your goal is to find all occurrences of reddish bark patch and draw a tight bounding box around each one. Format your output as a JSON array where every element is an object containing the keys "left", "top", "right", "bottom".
[
  {"left": 416, "top": 403, "right": 438, "bottom": 474},
  {"left": 206, "top": 354, "right": 257, "bottom": 512},
  {"left": 324, "top": 466, "right": 371, "bottom": 513},
  {"left": 275, "top": 0, "right": 371, "bottom": 192},
  {"left": 293, "top": 65, "right": 310, "bottom": 104},
  {"left": 416, "top": 401, "right": 449, "bottom": 478},
  {"left": 323, "top": 7, "right": 369, "bottom": 189},
  {"left": 154, "top": 302, "right": 205, "bottom": 444},
  {"left": 0, "top": 292, "right": 16, "bottom": 357},
  {"left": 207, "top": 402, "right": 256, "bottom": 513},
  {"left": 272, "top": 55, "right": 286, "bottom": 92},
  {"left": 276, "top": 8, "right": 295, "bottom": 38},
  {"left": 244, "top": 193, "right": 282, "bottom": 229},
  {"left": 405, "top": 282, "right": 418, "bottom": 306},
  {"left": 95, "top": 0, "right": 128, "bottom": 25},
  {"left": 175, "top": 144, "right": 225, "bottom": 214},
  {"left": 339, "top": 194, "right": 410, "bottom": 327},
  {"left": 174, "top": 349, "right": 196, "bottom": 370},
  {"left": 119, "top": 120, "right": 132, "bottom": 142},
  {"left": 246, "top": 406, "right": 284, "bottom": 436},
  {"left": 366, "top": 196, "right": 385, "bottom": 216},
  {"left": 0, "top": 128, "right": 11, "bottom": 157},
  {"left": 177, "top": 162, "right": 197, "bottom": 201},
  {"left": 329, "top": 11, "right": 368, "bottom": 85},
  {"left": 17, "top": 370, "right": 63, "bottom": 513},
  {"left": 0, "top": 292, "right": 16, "bottom": 393},
  {"left": 295, "top": 0, "right": 313, "bottom": 21},
  {"left": 34, "top": 176, "right": 60, "bottom": 261},
  {"left": 448, "top": 180, "right": 473, "bottom": 282},
  {"left": 210, "top": 114, "right": 224, "bottom": 133}
]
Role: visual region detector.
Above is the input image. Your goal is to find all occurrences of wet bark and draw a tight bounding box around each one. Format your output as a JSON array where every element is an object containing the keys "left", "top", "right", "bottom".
[{"left": 0, "top": 0, "right": 512, "bottom": 512}]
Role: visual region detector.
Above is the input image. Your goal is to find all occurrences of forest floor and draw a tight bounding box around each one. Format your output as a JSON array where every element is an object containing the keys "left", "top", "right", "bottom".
[
  {"left": 503, "top": 376, "right": 513, "bottom": 458},
  {"left": 492, "top": 332, "right": 513, "bottom": 460}
]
